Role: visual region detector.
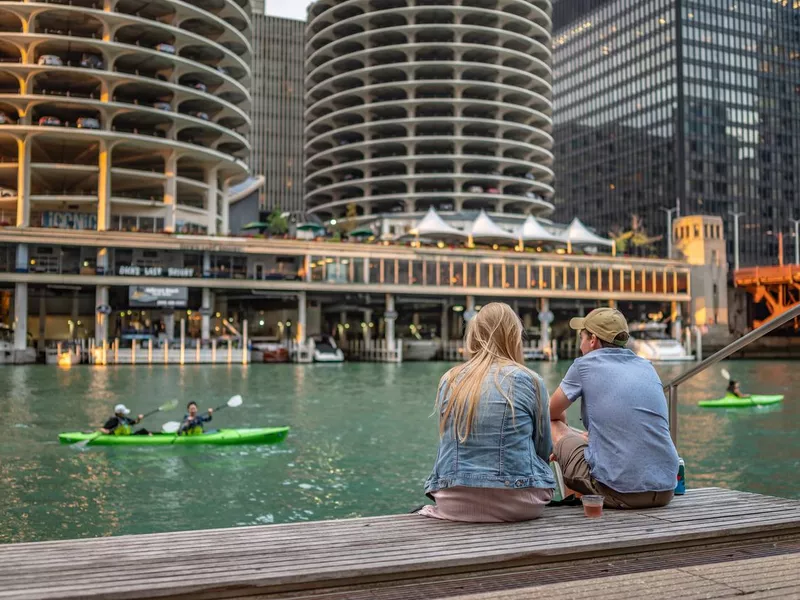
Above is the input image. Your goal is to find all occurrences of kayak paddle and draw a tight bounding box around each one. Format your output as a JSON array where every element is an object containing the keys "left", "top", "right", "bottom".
[
  {"left": 721, "top": 368, "right": 731, "bottom": 381},
  {"left": 72, "top": 398, "right": 179, "bottom": 450},
  {"left": 162, "top": 395, "right": 244, "bottom": 435}
]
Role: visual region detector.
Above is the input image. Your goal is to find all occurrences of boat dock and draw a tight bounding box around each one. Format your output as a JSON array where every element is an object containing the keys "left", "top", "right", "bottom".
[{"left": 2, "top": 487, "right": 799, "bottom": 599}]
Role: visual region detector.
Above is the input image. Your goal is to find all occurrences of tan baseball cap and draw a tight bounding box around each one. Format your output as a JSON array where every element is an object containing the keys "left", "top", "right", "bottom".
[{"left": 569, "top": 307, "right": 629, "bottom": 346}]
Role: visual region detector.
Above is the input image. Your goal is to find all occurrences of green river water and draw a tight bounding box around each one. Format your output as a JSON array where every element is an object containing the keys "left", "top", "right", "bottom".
[{"left": 1, "top": 360, "right": 798, "bottom": 543}]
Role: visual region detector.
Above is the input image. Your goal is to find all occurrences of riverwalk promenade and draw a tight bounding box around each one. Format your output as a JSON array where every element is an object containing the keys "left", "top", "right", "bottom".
[{"left": 2, "top": 487, "right": 799, "bottom": 599}]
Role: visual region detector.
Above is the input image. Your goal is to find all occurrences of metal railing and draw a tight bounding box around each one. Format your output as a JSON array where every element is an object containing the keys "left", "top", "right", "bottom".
[{"left": 664, "top": 302, "right": 800, "bottom": 444}]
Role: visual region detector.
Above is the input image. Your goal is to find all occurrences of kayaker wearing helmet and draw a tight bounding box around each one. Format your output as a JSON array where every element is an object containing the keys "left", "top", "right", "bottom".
[
  {"left": 100, "top": 404, "right": 150, "bottom": 436},
  {"left": 727, "top": 380, "right": 747, "bottom": 398},
  {"left": 178, "top": 401, "right": 213, "bottom": 436}
]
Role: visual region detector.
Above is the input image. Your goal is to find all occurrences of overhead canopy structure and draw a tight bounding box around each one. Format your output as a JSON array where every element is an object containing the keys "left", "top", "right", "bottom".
[
  {"left": 407, "top": 207, "right": 468, "bottom": 241},
  {"left": 515, "top": 215, "right": 565, "bottom": 245},
  {"left": 565, "top": 218, "right": 614, "bottom": 250},
  {"left": 468, "top": 210, "right": 517, "bottom": 245}
]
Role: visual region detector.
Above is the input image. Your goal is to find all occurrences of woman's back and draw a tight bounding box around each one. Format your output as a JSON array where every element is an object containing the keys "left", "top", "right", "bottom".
[
  {"left": 426, "top": 363, "right": 554, "bottom": 490},
  {"left": 420, "top": 303, "right": 555, "bottom": 522}
]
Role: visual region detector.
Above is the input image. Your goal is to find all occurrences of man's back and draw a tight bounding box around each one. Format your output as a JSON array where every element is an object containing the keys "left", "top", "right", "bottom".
[{"left": 560, "top": 347, "right": 679, "bottom": 493}]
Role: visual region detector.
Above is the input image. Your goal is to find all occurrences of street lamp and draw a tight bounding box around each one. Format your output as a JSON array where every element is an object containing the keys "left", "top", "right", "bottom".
[
  {"left": 728, "top": 208, "right": 745, "bottom": 272},
  {"left": 660, "top": 205, "right": 679, "bottom": 259},
  {"left": 791, "top": 218, "right": 800, "bottom": 266}
]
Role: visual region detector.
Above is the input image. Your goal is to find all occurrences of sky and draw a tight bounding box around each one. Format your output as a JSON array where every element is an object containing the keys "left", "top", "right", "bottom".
[{"left": 265, "top": 0, "right": 313, "bottom": 20}]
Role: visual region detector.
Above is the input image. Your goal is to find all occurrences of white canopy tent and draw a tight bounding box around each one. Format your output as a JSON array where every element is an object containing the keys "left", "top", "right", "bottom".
[
  {"left": 565, "top": 218, "right": 615, "bottom": 254},
  {"left": 405, "top": 207, "right": 468, "bottom": 242},
  {"left": 468, "top": 210, "right": 517, "bottom": 246},
  {"left": 515, "top": 215, "right": 566, "bottom": 249}
]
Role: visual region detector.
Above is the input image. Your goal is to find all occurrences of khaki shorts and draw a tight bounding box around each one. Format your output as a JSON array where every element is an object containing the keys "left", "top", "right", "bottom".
[{"left": 554, "top": 430, "right": 674, "bottom": 509}]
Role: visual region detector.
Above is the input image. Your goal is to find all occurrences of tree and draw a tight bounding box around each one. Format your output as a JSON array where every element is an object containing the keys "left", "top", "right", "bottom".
[
  {"left": 267, "top": 209, "right": 288, "bottom": 236},
  {"left": 342, "top": 203, "right": 358, "bottom": 234},
  {"left": 609, "top": 215, "right": 662, "bottom": 256}
]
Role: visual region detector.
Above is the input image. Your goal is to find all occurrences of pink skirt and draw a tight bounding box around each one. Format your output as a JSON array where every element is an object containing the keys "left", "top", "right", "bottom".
[{"left": 419, "top": 485, "right": 553, "bottom": 523}]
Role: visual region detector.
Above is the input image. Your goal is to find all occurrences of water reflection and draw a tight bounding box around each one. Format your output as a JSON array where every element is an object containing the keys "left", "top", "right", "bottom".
[{"left": 0, "top": 360, "right": 797, "bottom": 543}]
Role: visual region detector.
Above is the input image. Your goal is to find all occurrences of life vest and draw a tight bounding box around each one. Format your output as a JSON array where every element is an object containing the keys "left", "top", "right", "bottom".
[
  {"left": 181, "top": 417, "right": 204, "bottom": 436},
  {"left": 113, "top": 418, "right": 132, "bottom": 435}
]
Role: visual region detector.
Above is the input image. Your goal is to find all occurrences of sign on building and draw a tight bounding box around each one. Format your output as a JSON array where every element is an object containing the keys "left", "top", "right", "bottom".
[
  {"left": 41, "top": 211, "right": 98, "bottom": 230},
  {"left": 128, "top": 286, "right": 189, "bottom": 308}
]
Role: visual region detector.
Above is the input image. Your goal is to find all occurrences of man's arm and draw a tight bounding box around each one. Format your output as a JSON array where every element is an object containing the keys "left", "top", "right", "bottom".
[
  {"left": 549, "top": 386, "right": 571, "bottom": 423},
  {"left": 99, "top": 417, "right": 116, "bottom": 435}
]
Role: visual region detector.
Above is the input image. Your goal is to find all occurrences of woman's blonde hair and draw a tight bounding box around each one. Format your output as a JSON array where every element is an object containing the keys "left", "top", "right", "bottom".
[{"left": 438, "top": 302, "right": 544, "bottom": 441}]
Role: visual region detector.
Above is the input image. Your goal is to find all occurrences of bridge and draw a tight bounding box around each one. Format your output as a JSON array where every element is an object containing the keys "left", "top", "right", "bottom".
[{"left": 734, "top": 264, "right": 800, "bottom": 329}]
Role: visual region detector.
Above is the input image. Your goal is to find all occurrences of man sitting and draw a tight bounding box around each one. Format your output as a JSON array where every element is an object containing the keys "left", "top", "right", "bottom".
[{"left": 549, "top": 308, "right": 679, "bottom": 509}]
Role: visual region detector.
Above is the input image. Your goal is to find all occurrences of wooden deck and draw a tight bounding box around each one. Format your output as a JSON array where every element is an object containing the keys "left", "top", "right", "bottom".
[{"left": 1, "top": 488, "right": 799, "bottom": 600}]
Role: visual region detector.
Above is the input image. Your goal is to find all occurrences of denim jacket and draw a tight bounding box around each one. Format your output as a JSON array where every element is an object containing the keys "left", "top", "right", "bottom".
[{"left": 424, "top": 364, "right": 556, "bottom": 497}]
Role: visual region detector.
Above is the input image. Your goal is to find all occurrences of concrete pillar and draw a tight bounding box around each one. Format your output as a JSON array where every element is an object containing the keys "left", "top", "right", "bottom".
[
  {"left": 671, "top": 301, "right": 683, "bottom": 341},
  {"left": 200, "top": 287, "right": 211, "bottom": 342},
  {"left": 221, "top": 181, "right": 230, "bottom": 235},
  {"left": 13, "top": 282, "right": 28, "bottom": 350},
  {"left": 164, "top": 152, "right": 177, "bottom": 232},
  {"left": 206, "top": 167, "right": 218, "bottom": 235},
  {"left": 15, "top": 243, "right": 28, "bottom": 272},
  {"left": 523, "top": 312, "right": 533, "bottom": 329},
  {"left": 37, "top": 289, "right": 46, "bottom": 352},
  {"left": 338, "top": 310, "right": 347, "bottom": 345},
  {"left": 385, "top": 293, "right": 396, "bottom": 349},
  {"left": 16, "top": 137, "right": 31, "bottom": 227},
  {"left": 71, "top": 290, "right": 79, "bottom": 339},
  {"left": 95, "top": 285, "right": 109, "bottom": 346},
  {"left": 297, "top": 292, "right": 307, "bottom": 344},
  {"left": 465, "top": 295, "right": 476, "bottom": 320},
  {"left": 363, "top": 257, "right": 370, "bottom": 284},
  {"left": 363, "top": 308, "right": 372, "bottom": 343},
  {"left": 202, "top": 251, "right": 211, "bottom": 277},
  {"left": 540, "top": 297, "right": 550, "bottom": 349},
  {"left": 164, "top": 310, "right": 175, "bottom": 342},
  {"left": 97, "top": 140, "right": 112, "bottom": 231},
  {"left": 440, "top": 303, "right": 449, "bottom": 341},
  {"left": 412, "top": 312, "right": 421, "bottom": 328},
  {"left": 97, "top": 247, "right": 109, "bottom": 275}
]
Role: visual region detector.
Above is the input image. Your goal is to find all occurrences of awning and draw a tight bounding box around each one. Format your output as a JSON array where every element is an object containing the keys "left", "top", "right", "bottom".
[
  {"left": 515, "top": 215, "right": 565, "bottom": 244},
  {"left": 349, "top": 227, "right": 376, "bottom": 238},
  {"left": 468, "top": 210, "right": 517, "bottom": 245},
  {"left": 407, "top": 207, "right": 468, "bottom": 240},
  {"left": 241, "top": 221, "right": 268, "bottom": 231},
  {"left": 565, "top": 218, "right": 614, "bottom": 248},
  {"left": 296, "top": 222, "right": 326, "bottom": 231}
]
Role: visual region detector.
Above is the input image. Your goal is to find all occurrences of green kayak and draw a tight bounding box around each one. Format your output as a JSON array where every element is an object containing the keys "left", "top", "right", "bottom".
[
  {"left": 58, "top": 427, "right": 289, "bottom": 447},
  {"left": 698, "top": 394, "right": 784, "bottom": 408}
]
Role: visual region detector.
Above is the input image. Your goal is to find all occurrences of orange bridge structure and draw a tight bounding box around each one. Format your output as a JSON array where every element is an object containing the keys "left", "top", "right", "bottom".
[{"left": 735, "top": 264, "right": 800, "bottom": 329}]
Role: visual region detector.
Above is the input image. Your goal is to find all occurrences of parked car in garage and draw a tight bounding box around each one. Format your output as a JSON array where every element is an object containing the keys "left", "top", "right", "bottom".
[
  {"left": 38, "top": 116, "right": 61, "bottom": 126},
  {"left": 155, "top": 43, "right": 176, "bottom": 54},
  {"left": 76, "top": 117, "right": 100, "bottom": 129},
  {"left": 38, "top": 55, "right": 63, "bottom": 66}
]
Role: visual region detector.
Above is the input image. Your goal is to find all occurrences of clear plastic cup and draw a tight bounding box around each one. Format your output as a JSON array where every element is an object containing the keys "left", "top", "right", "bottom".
[{"left": 581, "top": 495, "right": 605, "bottom": 518}]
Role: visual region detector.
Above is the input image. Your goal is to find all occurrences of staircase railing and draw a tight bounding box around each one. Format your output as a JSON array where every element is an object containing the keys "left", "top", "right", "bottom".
[{"left": 663, "top": 303, "right": 800, "bottom": 444}]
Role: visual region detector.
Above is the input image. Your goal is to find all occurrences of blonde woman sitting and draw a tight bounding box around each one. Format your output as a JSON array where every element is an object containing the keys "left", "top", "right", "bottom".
[{"left": 420, "top": 302, "right": 555, "bottom": 523}]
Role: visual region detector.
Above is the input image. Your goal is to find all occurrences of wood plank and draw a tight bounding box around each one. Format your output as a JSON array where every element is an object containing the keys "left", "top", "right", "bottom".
[
  {"left": 1, "top": 488, "right": 799, "bottom": 600},
  {"left": 445, "top": 553, "right": 800, "bottom": 600}
]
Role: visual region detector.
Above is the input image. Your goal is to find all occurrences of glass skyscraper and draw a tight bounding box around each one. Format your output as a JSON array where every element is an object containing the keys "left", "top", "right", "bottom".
[{"left": 552, "top": 0, "right": 799, "bottom": 267}]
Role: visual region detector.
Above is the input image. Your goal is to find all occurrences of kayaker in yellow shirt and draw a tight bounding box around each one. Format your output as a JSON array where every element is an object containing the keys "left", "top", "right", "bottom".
[{"left": 178, "top": 401, "right": 214, "bottom": 436}]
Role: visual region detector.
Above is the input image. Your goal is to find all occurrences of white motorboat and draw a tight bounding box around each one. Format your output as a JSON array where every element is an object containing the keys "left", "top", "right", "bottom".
[
  {"left": 402, "top": 338, "right": 441, "bottom": 361},
  {"left": 628, "top": 322, "right": 693, "bottom": 362},
  {"left": 311, "top": 335, "right": 345, "bottom": 363}
]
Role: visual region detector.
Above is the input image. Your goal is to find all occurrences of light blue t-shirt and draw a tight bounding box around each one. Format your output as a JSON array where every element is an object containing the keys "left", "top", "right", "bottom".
[{"left": 559, "top": 347, "right": 679, "bottom": 493}]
